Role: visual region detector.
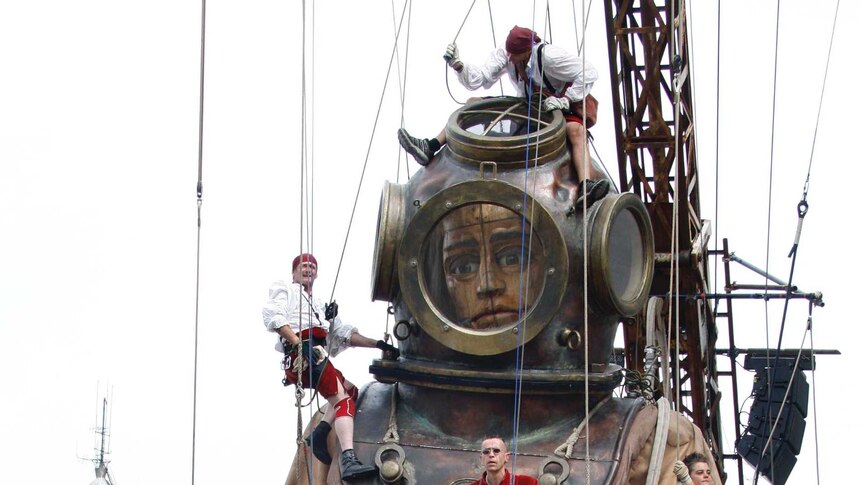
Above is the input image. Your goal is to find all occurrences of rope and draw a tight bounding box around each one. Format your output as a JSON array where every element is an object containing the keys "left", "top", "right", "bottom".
[
  {"left": 510, "top": 9, "right": 541, "bottom": 470},
  {"left": 808, "top": 306, "right": 822, "bottom": 485},
  {"left": 443, "top": 0, "right": 480, "bottom": 106},
  {"left": 755, "top": 3, "right": 838, "bottom": 480},
  {"left": 801, "top": 0, "right": 840, "bottom": 207},
  {"left": 383, "top": 383, "right": 401, "bottom": 443},
  {"left": 310, "top": 0, "right": 316, "bottom": 255},
  {"left": 486, "top": 0, "right": 504, "bottom": 97},
  {"left": 385, "top": 0, "right": 409, "bottom": 330},
  {"left": 669, "top": 0, "right": 683, "bottom": 461},
  {"left": 444, "top": 0, "right": 479, "bottom": 105},
  {"left": 630, "top": 296, "right": 664, "bottom": 402},
  {"left": 587, "top": 135, "right": 618, "bottom": 193},
  {"left": 571, "top": 0, "right": 595, "bottom": 55},
  {"left": 512, "top": 56, "right": 547, "bottom": 474},
  {"left": 644, "top": 296, "right": 671, "bottom": 400},
  {"left": 753, "top": 3, "right": 782, "bottom": 481},
  {"left": 297, "top": 1, "right": 311, "bottom": 481},
  {"left": 755, "top": 321, "right": 811, "bottom": 471},
  {"left": 645, "top": 398, "right": 671, "bottom": 485},
  {"left": 394, "top": 0, "right": 413, "bottom": 183},
  {"left": 711, "top": 0, "right": 721, "bottom": 321},
  {"left": 575, "top": 1, "right": 593, "bottom": 482},
  {"left": 190, "top": 0, "right": 207, "bottom": 483},
  {"left": 554, "top": 396, "right": 610, "bottom": 458},
  {"left": 571, "top": 0, "right": 579, "bottom": 50},
  {"left": 330, "top": 0, "right": 410, "bottom": 300}
]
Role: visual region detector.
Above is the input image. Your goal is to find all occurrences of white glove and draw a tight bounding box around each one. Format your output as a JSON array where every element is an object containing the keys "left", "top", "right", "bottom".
[
  {"left": 673, "top": 461, "right": 692, "bottom": 485},
  {"left": 312, "top": 345, "right": 328, "bottom": 364},
  {"left": 542, "top": 96, "right": 570, "bottom": 112},
  {"left": 443, "top": 43, "right": 463, "bottom": 71}
]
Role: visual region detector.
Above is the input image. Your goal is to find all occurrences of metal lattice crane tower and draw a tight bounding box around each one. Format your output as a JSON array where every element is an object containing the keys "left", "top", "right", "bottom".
[{"left": 603, "top": 0, "right": 723, "bottom": 471}]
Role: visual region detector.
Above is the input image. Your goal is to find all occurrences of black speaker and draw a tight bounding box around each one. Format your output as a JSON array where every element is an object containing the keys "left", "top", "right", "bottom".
[
  {"left": 745, "top": 401, "right": 806, "bottom": 454},
  {"left": 737, "top": 434, "right": 797, "bottom": 485},
  {"left": 736, "top": 353, "right": 812, "bottom": 485}
]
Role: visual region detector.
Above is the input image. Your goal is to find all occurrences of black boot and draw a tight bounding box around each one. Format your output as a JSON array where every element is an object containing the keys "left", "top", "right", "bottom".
[
  {"left": 304, "top": 421, "right": 332, "bottom": 465},
  {"left": 397, "top": 128, "right": 435, "bottom": 166},
  {"left": 575, "top": 178, "right": 610, "bottom": 208},
  {"left": 340, "top": 449, "right": 376, "bottom": 481}
]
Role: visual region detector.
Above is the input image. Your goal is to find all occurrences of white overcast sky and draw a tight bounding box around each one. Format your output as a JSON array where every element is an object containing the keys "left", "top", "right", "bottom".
[{"left": 0, "top": 1, "right": 857, "bottom": 484}]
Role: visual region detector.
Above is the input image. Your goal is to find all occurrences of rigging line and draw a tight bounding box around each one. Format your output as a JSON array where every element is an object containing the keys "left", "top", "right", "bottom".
[
  {"left": 578, "top": 1, "right": 592, "bottom": 482},
  {"left": 808, "top": 305, "right": 822, "bottom": 485},
  {"left": 574, "top": 0, "right": 595, "bottom": 55},
  {"left": 452, "top": 0, "right": 478, "bottom": 43},
  {"left": 570, "top": 0, "right": 580, "bottom": 55},
  {"left": 802, "top": 0, "right": 840, "bottom": 200},
  {"left": 299, "top": 0, "right": 310, "bottom": 480},
  {"left": 190, "top": 0, "right": 207, "bottom": 484},
  {"left": 300, "top": 0, "right": 310, "bottom": 258},
  {"left": 446, "top": 0, "right": 495, "bottom": 104},
  {"left": 515, "top": 147, "right": 542, "bottom": 437},
  {"left": 308, "top": 0, "right": 316, "bottom": 255},
  {"left": 711, "top": 0, "right": 721, "bottom": 320},
  {"left": 444, "top": 65, "right": 467, "bottom": 106},
  {"left": 485, "top": 0, "right": 504, "bottom": 97},
  {"left": 330, "top": 0, "right": 410, "bottom": 300},
  {"left": 513, "top": 34, "right": 550, "bottom": 454},
  {"left": 393, "top": 0, "right": 412, "bottom": 183},
  {"left": 509, "top": 15, "right": 539, "bottom": 468},
  {"left": 670, "top": 0, "right": 687, "bottom": 459},
  {"left": 756, "top": 208, "right": 807, "bottom": 478},
  {"left": 753, "top": 2, "right": 782, "bottom": 482},
  {"left": 755, "top": 323, "right": 811, "bottom": 470},
  {"left": 665, "top": 0, "right": 678, "bottom": 446},
  {"left": 403, "top": 0, "right": 415, "bottom": 182},
  {"left": 588, "top": 136, "right": 619, "bottom": 194},
  {"left": 391, "top": 0, "right": 406, "bottom": 122}
]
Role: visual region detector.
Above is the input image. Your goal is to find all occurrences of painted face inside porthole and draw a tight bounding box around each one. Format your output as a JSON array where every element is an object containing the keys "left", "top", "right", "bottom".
[{"left": 424, "top": 204, "right": 545, "bottom": 330}]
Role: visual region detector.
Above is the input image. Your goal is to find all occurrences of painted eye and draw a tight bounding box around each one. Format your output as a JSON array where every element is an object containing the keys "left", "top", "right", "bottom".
[
  {"left": 447, "top": 255, "right": 479, "bottom": 276},
  {"left": 495, "top": 247, "right": 522, "bottom": 267}
]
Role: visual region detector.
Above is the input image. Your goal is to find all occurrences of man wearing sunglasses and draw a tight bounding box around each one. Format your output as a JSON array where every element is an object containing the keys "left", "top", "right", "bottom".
[{"left": 470, "top": 437, "right": 538, "bottom": 485}]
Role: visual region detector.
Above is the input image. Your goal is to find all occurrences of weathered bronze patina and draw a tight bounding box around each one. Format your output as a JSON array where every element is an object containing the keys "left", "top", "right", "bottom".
[{"left": 288, "top": 98, "right": 719, "bottom": 485}]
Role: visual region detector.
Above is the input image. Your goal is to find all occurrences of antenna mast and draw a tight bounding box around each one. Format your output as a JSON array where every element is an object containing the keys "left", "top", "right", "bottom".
[{"left": 89, "top": 397, "right": 114, "bottom": 485}]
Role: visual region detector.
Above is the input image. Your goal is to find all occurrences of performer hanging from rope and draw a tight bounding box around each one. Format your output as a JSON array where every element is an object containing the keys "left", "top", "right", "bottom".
[
  {"left": 262, "top": 253, "right": 399, "bottom": 481},
  {"left": 398, "top": 25, "right": 609, "bottom": 207}
]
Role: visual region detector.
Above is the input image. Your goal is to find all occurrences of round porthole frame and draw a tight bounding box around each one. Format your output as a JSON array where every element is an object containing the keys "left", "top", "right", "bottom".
[
  {"left": 397, "top": 179, "right": 568, "bottom": 356},
  {"left": 445, "top": 97, "right": 567, "bottom": 168},
  {"left": 587, "top": 193, "right": 655, "bottom": 317},
  {"left": 371, "top": 181, "right": 406, "bottom": 302}
]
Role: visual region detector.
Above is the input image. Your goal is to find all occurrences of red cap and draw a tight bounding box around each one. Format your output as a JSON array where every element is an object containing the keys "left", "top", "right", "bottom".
[
  {"left": 505, "top": 26, "right": 541, "bottom": 55},
  {"left": 292, "top": 253, "right": 318, "bottom": 271}
]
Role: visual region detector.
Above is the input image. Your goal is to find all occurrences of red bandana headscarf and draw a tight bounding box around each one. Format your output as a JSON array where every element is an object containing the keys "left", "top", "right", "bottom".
[
  {"left": 292, "top": 253, "right": 318, "bottom": 271},
  {"left": 505, "top": 26, "right": 541, "bottom": 55}
]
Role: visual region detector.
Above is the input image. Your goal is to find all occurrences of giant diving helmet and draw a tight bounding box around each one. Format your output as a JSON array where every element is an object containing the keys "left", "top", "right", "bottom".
[
  {"left": 356, "top": 97, "right": 655, "bottom": 484},
  {"left": 371, "top": 97, "right": 653, "bottom": 388}
]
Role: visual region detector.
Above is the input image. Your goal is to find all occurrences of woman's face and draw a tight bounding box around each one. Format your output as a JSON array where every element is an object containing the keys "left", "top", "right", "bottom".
[{"left": 689, "top": 462, "right": 713, "bottom": 485}]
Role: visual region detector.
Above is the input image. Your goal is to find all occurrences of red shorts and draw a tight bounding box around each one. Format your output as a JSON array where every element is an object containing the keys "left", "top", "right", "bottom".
[
  {"left": 282, "top": 327, "right": 344, "bottom": 398},
  {"left": 284, "top": 359, "right": 345, "bottom": 398},
  {"left": 563, "top": 114, "right": 584, "bottom": 125}
]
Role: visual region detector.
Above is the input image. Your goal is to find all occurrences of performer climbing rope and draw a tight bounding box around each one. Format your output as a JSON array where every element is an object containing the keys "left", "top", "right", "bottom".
[
  {"left": 262, "top": 253, "right": 399, "bottom": 481},
  {"left": 397, "top": 25, "right": 609, "bottom": 207}
]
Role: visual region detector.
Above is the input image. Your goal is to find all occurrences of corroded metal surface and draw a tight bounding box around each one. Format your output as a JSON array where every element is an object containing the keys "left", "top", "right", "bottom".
[{"left": 347, "top": 97, "right": 660, "bottom": 483}]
